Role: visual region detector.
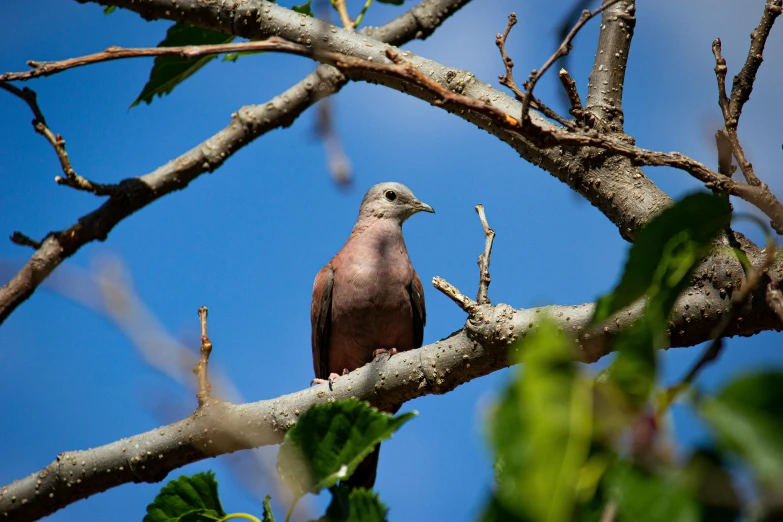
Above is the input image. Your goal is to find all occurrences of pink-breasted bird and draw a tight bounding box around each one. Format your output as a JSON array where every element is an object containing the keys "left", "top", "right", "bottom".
[{"left": 310, "top": 182, "right": 434, "bottom": 488}]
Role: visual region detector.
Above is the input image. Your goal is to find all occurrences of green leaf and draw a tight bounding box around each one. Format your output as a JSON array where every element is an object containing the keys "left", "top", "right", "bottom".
[
  {"left": 377, "top": 0, "right": 404, "bottom": 4},
  {"left": 262, "top": 494, "right": 276, "bottom": 522},
  {"left": 606, "top": 462, "right": 699, "bottom": 522},
  {"left": 144, "top": 471, "right": 225, "bottom": 522},
  {"left": 592, "top": 192, "right": 731, "bottom": 326},
  {"left": 132, "top": 23, "right": 235, "bottom": 108},
  {"left": 277, "top": 399, "right": 416, "bottom": 498},
  {"left": 104, "top": 6, "right": 116, "bottom": 14},
  {"left": 488, "top": 319, "right": 593, "bottom": 522},
  {"left": 323, "top": 485, "right": 389, "bottom": 522},
  {"left": 292, "top": 0, "right": 314, "bottom": 17},
  {"left": 698, "top": 371, "right": 783, "bottom": 482},
  {"left": 608, "top": 318, "right": 657, "bottom": 408}
]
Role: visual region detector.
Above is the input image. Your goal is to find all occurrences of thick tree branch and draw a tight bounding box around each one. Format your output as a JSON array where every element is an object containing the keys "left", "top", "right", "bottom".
[
  {"left": 521, "top": 0, "right": 624, "bottom": 123},
  {"left": 3, "top": 228, "right": 781, "bottom": 521},
  {"left": 586, "top": 0, "right": 635, "bottom": 132},
  {"left": 0, "top": 0, "right": 472, "bottom": 327},
  {"left": 78, "top": 0, "right": 672, "bottom": 240}
]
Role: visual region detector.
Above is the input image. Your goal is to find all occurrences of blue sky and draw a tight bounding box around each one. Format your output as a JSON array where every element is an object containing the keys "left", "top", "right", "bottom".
[{"left": 1, "top": 0, "right": 782, "bottom": 520}]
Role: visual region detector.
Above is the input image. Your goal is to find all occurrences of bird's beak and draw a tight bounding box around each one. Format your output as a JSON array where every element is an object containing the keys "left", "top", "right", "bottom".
[{"left": 413, "top": 200, "right": 435, "bottom": 214}]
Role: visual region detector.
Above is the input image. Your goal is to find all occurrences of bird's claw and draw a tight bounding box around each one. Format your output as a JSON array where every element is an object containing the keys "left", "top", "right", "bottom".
[
  {"left": 310, "top": 370, "right": 348, "bottom": 388},
  {"left": 373, "top": 347, "right": 398, "bottom": 359}
]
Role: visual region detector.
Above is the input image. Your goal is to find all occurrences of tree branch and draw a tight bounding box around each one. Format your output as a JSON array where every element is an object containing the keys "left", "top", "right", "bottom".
[
  {"left": 585, "top": 0, "right": 636, "bottom": 132},
  {"left": 0, "top": 82, "right": 118, "bottom": 195},
  {"left": 3, "top": 214, "right": 781, "bottom": 521},
  {"left": 521, "top": 0, "right": 624, "bottom": 123},
  {"left": 0, "top": 0, "right": 473, "bottom": 327}
]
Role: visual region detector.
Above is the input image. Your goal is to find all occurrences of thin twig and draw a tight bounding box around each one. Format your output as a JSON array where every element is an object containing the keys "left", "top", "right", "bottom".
[
  {"left": 558, "top": 68, "right": 585, "bottom": 125},
  {"left": 495, "top": 13, "right": 574, "bottom": 128},
  {"left": 711, "top": 39, "right": 760, "bottom": 186},
  {"left": 496, "top": 13, "right": 522, "bottom": 100},
  {"left": 194, "top": 306, "right": 213, "bottom": 406},
  {"left": 520, "top": 0, "right": 624, "bottom": 121},
  {"left": 727, "top": 0, "right": 782, "bottom": 124},
  {"left": 766, "top": 280, "right": 783, "bottom": 324},
  {"left": 333, "top": 0, "right": 354, "bottom": 30},
  {"left": 432, "top": 276, "right": 476, "bottom": 313},
  {"left": 10, "top": 232, "right": 42, "bottom": 250},
  {"left": 0, "top": 82, "right": 117, "bottom": 196},
  {"left": 475, "top": 204, "right": 495, "bottom": 305}
]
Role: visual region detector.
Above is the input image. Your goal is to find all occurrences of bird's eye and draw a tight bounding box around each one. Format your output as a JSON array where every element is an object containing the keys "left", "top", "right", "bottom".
[{"left": 384, "top": 190, "right": 397, "bottom": 202}]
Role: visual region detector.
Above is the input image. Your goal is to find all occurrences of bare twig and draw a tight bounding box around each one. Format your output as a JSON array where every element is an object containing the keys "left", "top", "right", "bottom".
[
  {"left": 1, "top": 38, "right": 320, "bottom": 82},
  {"left": 432, "top": 276, "right": 476, "bottom": 313},
  {"left": 711, "top": 39, "right": 760, "bottom": 186},
  {"left": 521, "top": 0, "right": 624, "bottom": 122},
  {"left": 10, "top": 232, "right": 42, "bottom": 250},
  {"left": 194, "top": 306, "right": 213, "bottom": 405},
  {"left": 0, "top": 82, "right": 117, "bottom": 196},
  {"left": 558, "top": 68, "right": 585, "bottom": 125},
  {"left": 333, "top": 0, "right": 354, "bottom": 30},
  {"left": 727, "top": 0, "right": 782, "bottom": 124},
  {"left": 496, "top": 13, "right": 522, "bottom": 100},
  {"left": 475, "top": 204, "right": 495, "bottom": 305},
  {"left": 494, "top": 13, "right": 574, "bottom": 128},
  {"left": 766, "top": 280, "right": 783, "bottom": 324}
]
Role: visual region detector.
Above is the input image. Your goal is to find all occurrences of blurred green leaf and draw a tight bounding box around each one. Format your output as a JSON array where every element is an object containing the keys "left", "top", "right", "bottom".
[
  {"left": 132, "top": 23, "right": 235, "bottom": 108},
  {"left": 144, "top": 471, "right": 225, "bottom": 522},
  {"left": 592, "top": 192, "right": 731, "bottom": 326},
  {"left": 277, "top": 399, "right": 415, "bottom": 498},
  {"left": 488, "top": 319, "right": 592, "bottom": 522},
  {"left": 292, "top": 0, "right": 314, "bottom": 17},
  {"left": 262, "top": 494, "right": 276, "bottom": 522},
  {"left": 323, "top": 485, "right": 389, "bottom": 522},
  {"left": 104, "top": 6, "right": 116, "bottom": 14},
  {"left": 609, "top": 319, "right": 657, "bottom": 408},
  {"left": 684, "top": 448, "right": 740, "bottom": 522},
  {"left": 606, "top": 462, "right": 699, "bottom": 522},
  {"left": 699, "top": 371, "right": 783, "bottom": 482}
]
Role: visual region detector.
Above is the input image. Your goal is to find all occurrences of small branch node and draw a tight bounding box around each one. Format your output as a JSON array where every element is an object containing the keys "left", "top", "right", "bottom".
[
  {"left": 432, "top": 276, "right": 476, "bottom": 314},
  {"left": 475, "top": 204, "right": 496, "bottom": 305},
  {"left": 558, "top": 68, "right": 584, "bottom": 124},
  {"left": 10, "top": 231, "right": 42, "bottom": 250},
  {"left": 193, "top": 305, "right": 213, "bottom": 406}
]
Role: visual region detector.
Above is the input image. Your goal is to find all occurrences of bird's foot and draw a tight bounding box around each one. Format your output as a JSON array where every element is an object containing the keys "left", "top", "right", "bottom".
[
  {"left": 310, "top": 369, "right": 349, "bottom": 387},
  {"left": 373, "top": 347, "right": 398, "bottom": 359}
]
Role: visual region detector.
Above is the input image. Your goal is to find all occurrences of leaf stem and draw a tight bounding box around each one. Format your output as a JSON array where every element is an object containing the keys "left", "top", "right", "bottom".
[
  {"left": 219, "top": 514, "right": 262, "bottom": 522},
  {"left": 284, "top": 496, "right": 301, "bottom": 522},
  {"left": 354, "top": 0, "right": 374, "bottom": 28}
]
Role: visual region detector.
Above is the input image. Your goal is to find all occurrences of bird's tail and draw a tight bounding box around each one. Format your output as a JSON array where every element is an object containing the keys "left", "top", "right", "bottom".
[{"left": 343, "top": 443, "right": 380, "bottom": 489}]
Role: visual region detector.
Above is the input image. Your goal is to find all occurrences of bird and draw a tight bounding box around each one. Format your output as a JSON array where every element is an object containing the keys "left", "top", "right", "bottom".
[{"left": 310, "top": 181, "right": 434, "bottom": 489}]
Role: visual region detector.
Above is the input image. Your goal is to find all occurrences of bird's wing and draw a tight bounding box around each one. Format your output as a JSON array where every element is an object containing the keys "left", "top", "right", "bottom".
[
  {"left": 311, "top": 263, "right": 334, "bottom": 379},
  {"left": 409, "top": 270, "right": 427, "bottom": 349}
]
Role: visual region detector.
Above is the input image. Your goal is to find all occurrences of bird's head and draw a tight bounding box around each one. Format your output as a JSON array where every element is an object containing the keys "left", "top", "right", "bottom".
[{"left": 358, "top": 182, "right": 435, "bottom": 224}]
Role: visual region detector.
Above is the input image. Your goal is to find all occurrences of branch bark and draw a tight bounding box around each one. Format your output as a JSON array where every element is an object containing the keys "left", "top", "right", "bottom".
[
  {"left": 0, "top": 0, "right": 473, "bottom": 327},
  {"left": 3, "top": 235, "right": 780, "bottom": 521}
]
